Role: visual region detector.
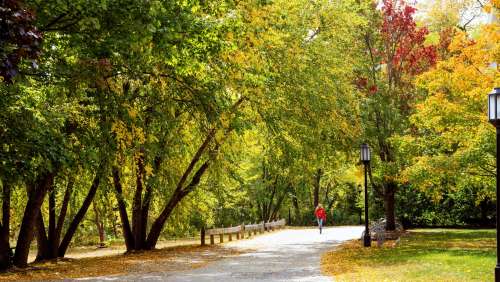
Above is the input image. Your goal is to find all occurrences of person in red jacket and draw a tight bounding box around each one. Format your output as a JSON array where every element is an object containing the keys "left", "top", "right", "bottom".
[{"left": 315, "top": 204, "right": 327, "bottom": 234}]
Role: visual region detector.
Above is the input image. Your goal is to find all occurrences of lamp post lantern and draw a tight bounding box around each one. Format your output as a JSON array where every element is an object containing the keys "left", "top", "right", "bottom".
[
  {"left": 360, "top": 143, "right": 371, "bottom": 247},
  {"left": 488, "top": 87, "right": 500, "bottom": 282}
]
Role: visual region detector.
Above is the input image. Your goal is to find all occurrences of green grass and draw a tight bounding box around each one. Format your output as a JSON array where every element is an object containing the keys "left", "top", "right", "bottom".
[{"left": 322, "top": 229, "right": 495, "bottom": 281}]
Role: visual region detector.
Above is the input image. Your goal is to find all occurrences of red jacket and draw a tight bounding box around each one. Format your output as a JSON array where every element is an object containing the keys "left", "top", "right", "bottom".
[{"left": 315, "top": 207, "right": 326, "bottom": 221}]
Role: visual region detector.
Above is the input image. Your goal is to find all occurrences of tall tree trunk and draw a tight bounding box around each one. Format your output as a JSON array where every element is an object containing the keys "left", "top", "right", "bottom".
[
  {"left": 13, "top": 171, "right": 56, "bottom": 267},
  {"left": 111, "top": 214, "right": 118, "bottom": 238},
  {"left": 258, "top": 203, "right": 264, "bottom": 221},
  {"left": 145, "top": 189, "right": 183, "bottom": 250},
  {"left": 0, "top": 232, "right": 10, "bottom": 270},
  {"left": 313, "top": 168, "right": 322, "bottom": 208},
  {"left": 132, "top": 152, "right": 145, "bottom": 250},
  {"left": 139, "top": 156, "right": 161, "bottom": 248},
  {"left": 384, "top": 181, "right": 397, "bottom": 231},
  {"left": 0, "top": 183, "right": 11, "bottom": 270},
  {"left": 35, "top": 213, "right": 49, "bottom": 261},
  {"left": 140, "top": 184, "right": 152, "bottom": 245},
  {"left": 269, "top": 186, "right": 289, "bottom": 221},
  {"left": 111, "top": 166, "right": 134, "bottom": 251},
  {"left": 291, "top": 187, "right": 301, "bottom": 225},
  {"left": 144, "top": 125, "right": 218, "bottom": 250},
  {"left": 265, "top": 185, "right": 276, "bottom": 221},
  {"left": 93, "top": 202, "right": 105, "bottom": 247},
  {"left": 48, "top": 189, "right": 57, "bottom": 258},
  {"left": 145, "top": 161, "right": 210, "bottom": 249},
  {"left": 55, "top": 176, "right": 74, "bottom": 253},
  {"left": 58, "top": 164, "right": 105, "bottom": 257},
  {"left": 144, "top": 98, "right": 245, "bottom": 250},
  {"left": 35, "top": 176, "right": 75, "bottom": 261}
]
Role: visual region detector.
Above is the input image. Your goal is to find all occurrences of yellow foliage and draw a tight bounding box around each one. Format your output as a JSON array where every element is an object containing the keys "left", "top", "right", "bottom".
[
  {"left": 215, "top": 130, "right": 225, "bottom": 143},
  {"left": 144, "top": 164, "right": 154, "bottom": 177},
  {"left": 127, "top": 107, "right": 137, "bottom": 119}
]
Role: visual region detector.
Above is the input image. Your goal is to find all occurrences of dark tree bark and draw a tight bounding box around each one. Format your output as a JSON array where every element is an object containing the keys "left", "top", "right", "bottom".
[
  {"left": 145, "top": 189, "right": 183, "bottom": 250},
  {"left": 35, "top": 168, "right": 104, "bottom": 260},
  {"left": 139, "top": 156, "right": 161, "bottom": 247},
  {"left": 145, "top": 160, "right": 210, "bottom": 249},
  {"left": 141, "top": 97, "right": 245, "bottom": 250},
  {"left": 0, "top": 183, "right": 11, "bottom": 270},
  {"left": 35, "top": 213, "right": 49, "bottom": 261},
  {"left": 55, "top": 176, "right": 74, "bottom": 251},
  {"left": 13, "top": 171, "right": 56, "bottom": 267},
  {"left": 111, "top": 167, "right": 134, "bottom": 251},
  {"left": 48, "top": 189, "right": 57, "bottom": 257},
  {"left": 139, "top": 185, "right": 152, "bottom": 249},
  {"left": 265, "top": 185, "right": 276, "bottom": 221},
  {"left": 132, "top": 152, "right": 145, "bottom": 250},
  {"left": 258, "top": 203, "right": 264, "bottom": 221},
  {"left": 269, "top": 185, "right": 289, "bottom": 221},
  {"left": 58, "top": 165, "right": 105, "bottom": 257},
  {"left": 93, "top": 202, "right": 106, "bottom": 247},
  {"left": 313, "top": 168, "right": 322, "bottom": 208},
  {"left": 376, "top": 136, "right": 397, "bottom": 231},
  {"left": 384, "top": 181, "right": 397, "bottom": 231},
  {"left": 291, "top": 187, "right": 301, "bottom": 224},
  {"left": 0, "top": 232, "right": 10, "bottom": 270},
  {"left": 143, "top": 122, "right": 219, "bottom": 250}
]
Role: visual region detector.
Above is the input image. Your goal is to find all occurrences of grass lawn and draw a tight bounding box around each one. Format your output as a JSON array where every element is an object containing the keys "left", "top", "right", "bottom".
[{"left": 321, "top": 229, "right": 495, "bottom": 281}]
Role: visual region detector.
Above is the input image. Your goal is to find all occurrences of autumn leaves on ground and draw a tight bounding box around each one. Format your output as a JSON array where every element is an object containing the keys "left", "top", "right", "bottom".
[{"left": 0, "top": 244, "right": 240, "bottom": 281}]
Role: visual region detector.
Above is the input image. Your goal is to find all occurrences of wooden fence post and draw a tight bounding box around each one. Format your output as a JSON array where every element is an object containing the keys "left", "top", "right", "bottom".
[
  {"left": 241, "top": 224, "right": 245, "bottom": 239},
  {"left": 201, "top": 226, "right": 206, "bottom": 246},
  {"left": 210, "top": 234, "right": 214, "bottom": 245},
  {"left": 219, "top": 233, "right": 224, "bottom": 243}
]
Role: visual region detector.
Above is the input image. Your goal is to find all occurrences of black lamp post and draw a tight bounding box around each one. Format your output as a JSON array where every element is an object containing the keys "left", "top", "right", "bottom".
[
  {"left": 357, "top": 184, "right": 362, "bottom": 225},
  {"left": 488, "top": 87, "right": 500, "bottom": 282},
  {"left": 360, "top": 143, "right": 371, "bottom": 247}
]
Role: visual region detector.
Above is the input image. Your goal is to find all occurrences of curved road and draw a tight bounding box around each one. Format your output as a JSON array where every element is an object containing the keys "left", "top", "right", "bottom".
[{"left": 74, "top": 226, "right": 363, "bottom": 282}]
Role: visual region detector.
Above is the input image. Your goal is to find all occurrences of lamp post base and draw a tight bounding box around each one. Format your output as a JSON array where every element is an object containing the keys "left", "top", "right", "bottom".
[
  {"left": 363, "top": 233, "right": 371, "bottom": 247},
  {"left": 495, "top": 265, "right": 500, "bottom": 282}
]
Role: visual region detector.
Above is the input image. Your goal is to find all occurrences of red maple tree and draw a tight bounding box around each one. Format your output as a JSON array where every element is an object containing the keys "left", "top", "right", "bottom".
[
  {"left": 0, "top": 0, "right": 42, "bottom": 83},
  {"left": 380, "top": 0, "right": 437, "bottom": 83}
]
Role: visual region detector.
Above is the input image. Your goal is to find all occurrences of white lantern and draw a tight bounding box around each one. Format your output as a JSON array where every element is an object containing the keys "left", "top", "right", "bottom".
[
  {"left": 488, "top": 88, "right": 500, "bottom": 125},
  {"left": 360, "top": 143, "right": 371, "bottom": 163}
]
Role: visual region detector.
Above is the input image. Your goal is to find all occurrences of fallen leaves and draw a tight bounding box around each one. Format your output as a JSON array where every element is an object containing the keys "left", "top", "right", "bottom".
[{"left": 0, "top": 245, "right": 241, "bottom": 281}]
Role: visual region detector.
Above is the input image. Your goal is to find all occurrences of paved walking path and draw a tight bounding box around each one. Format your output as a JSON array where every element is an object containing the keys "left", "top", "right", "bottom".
[{"left": 73, "top": 226, "right": 363, "bottom": 282}]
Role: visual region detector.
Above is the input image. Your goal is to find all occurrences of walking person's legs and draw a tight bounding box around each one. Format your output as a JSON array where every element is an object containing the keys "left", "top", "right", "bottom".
[{"left": 317, "top": 218, "right": 323, "bottom": 234}]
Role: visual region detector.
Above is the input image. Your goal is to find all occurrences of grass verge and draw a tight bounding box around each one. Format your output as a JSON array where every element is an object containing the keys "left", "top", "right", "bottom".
[{"left": 321, "top": 229, "right": 495, "bottom": 281}]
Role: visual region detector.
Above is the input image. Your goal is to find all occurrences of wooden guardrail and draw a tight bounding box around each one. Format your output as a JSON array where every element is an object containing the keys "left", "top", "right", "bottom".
[{"left": 201, "top": 219, "right": 286, "bottom": 246}]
